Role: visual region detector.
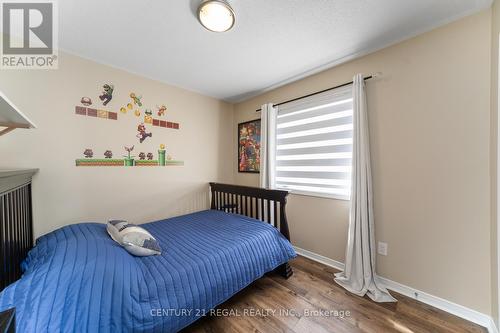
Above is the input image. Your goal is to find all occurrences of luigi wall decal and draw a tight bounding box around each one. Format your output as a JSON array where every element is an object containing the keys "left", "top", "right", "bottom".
[{"left": 99, "top": 83, "right": 114, "bottom": 106}]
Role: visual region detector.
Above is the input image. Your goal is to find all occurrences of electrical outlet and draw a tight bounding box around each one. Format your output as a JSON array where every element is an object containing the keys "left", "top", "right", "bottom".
[{"left": 377, "top": 242, "right": 388, "bottom": 256}]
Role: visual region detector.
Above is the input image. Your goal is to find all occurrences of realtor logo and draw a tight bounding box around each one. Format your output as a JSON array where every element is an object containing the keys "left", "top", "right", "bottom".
[{"left": 1, "top": 1, "right": 58, "bottom": 69}]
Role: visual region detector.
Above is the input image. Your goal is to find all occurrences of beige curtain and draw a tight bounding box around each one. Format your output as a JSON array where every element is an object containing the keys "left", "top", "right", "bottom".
[
  {"left": 259, "top": 103, "right": 277, "bottom": 189},
  {"left": 334, "top": 74, "right": 396, "bottom": 303}
]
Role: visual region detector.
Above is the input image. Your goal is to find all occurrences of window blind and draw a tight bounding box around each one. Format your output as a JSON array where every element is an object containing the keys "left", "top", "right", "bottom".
[{"left": 275, "top": 85, "right": 353, "bottom": 199}]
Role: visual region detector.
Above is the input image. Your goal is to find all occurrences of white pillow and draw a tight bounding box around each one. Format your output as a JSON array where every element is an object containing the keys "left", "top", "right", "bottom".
[
  {"left": 106, "top": 219, "right": 128, "bottom": 243},
  {"left": 107, "top": 220, "right": 161, "bottom": 256}
]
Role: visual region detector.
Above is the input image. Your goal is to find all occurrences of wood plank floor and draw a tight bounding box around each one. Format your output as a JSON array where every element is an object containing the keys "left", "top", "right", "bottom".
[{"left": 183, "top": 256, "right": 486, "bottom": 333}]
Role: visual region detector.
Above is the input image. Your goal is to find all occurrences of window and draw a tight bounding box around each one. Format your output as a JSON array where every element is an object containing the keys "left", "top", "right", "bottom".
[{"left": 275, "top": 85, "right": 353, "bottom": 200}]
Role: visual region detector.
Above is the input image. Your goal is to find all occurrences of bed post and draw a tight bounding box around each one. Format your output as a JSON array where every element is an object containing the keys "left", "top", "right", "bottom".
[
  {"left": 210, "top": 185, "right": 216, "bottom": 210},
  {"left": 279, "top": 195, "right": 290, "bottom": 241},
  {"left": 277, "top": 195, "right": 293, "bottom": 279}
]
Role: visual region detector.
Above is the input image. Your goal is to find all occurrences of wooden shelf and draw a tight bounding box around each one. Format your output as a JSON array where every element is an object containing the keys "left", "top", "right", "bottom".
[{"left": 0, "top": 90, "right": 36, "bottom": 136}]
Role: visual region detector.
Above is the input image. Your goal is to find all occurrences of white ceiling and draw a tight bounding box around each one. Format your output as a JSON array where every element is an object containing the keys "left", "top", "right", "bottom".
[{"left": 59, "top": 0, "right": 492, "bottom": 102}]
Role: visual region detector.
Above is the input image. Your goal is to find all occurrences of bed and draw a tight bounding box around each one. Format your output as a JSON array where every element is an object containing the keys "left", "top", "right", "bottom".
[{"left": 0, "top": 182, "right": 296, "bottom": 332}]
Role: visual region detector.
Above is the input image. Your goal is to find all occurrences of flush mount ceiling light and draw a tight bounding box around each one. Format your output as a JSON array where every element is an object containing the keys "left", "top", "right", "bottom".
[{"left": 197, "top": 0, "right": 235, "bottom": 32}]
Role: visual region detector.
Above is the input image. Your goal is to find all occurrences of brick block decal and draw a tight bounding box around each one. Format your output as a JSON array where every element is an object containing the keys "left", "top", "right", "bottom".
[
  {"left": 74, "top": 106, "right": 178, "bottom": 127},
  {"left": 75, "top": 106, "right": 87, "bottom": 115},
  {"left": 74, "top": 106, "right": 117, "bottom": 121},
  {"left": 98, "top": 110, "right": 108, "bottom": 119},
  {"left": 150, "top": 118, "right": 180, "bottom": 130}
]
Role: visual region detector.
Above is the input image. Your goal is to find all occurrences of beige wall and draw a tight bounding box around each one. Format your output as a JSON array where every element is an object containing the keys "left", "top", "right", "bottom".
[
  {"left": 0, "top": 52, "right": 234, "bottom": 238},
  {"left": 234, "top": 10, "right": 493, "bottom": 314},
  {"left": 491, "top": 0, "right": 500, "bottom": 326}
]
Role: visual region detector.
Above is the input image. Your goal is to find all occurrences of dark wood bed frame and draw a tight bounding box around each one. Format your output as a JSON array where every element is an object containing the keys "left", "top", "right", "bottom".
[
  {"left": 209, "top": 182, "right": 293, "bottom": 279},
  {"left": 0, "top": 181, "right": 292, "bottom": 295},
  {"left": 0, "top": 180, "right": 292, "bottom": 331},
  {"left": 0, "top": 170, "right": 36, "bottom": 292}
]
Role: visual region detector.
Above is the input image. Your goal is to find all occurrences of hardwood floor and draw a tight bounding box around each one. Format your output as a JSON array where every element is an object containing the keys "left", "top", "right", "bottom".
[{"left": 183, "top": 256, "right": 486, "bottom": 333}]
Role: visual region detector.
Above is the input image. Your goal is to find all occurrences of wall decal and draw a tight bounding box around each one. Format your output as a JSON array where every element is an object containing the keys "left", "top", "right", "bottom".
[
  {"left": 238, "top": 119, "right": 261, "bottom": 173},
  {"left": 135, "top": 160, "right": 159, "bottom": 166},
  {"left": 99, "top": 84, "right": 114, "bottom": 106},
  {"left": 74, "top": 84, "right": 183, "bottom": 168},
  {"left": 158, "top": 144, "right": 166, "bottom": 165},
  {"left": 75, "top": 106, "right": 117, "bottom": 120},
  {"left": 76, "top": 158, "right": 125, "bottom": 166},
  {"left": 75, "top": 106, "right": 86, "bottom": 115},
  {"left": 130, "top": 93, "right": 143, "bottom": 107},
  {"left": 97, "top": 110, "right": 108, "bottom": 119},
  {"left": 76, "top": 144, "right": 183, "bottom": 167},
  {"left": 135, "top": 152, "right": 157, "bottom": 166},
  {"left": 137, "top": 123, "right": 152, "bottom": 143},
  {"left": 152, "top": 119, "right": 180, "bottom": 130},
  {"left": 157, "top": 105, "right": 167, "bottom": 117},
  {"left": 144, "top": 109, "right": 153, "bottom": 124},
  {"left": 81, "top": 97, "right": 92, "bottom": 106},
  {"left": 83, "top": 149, "right": 93, "bottom": 158},
  {"left": 87, "top": 108, "right": 97, "bottom": 117},
  {"left": 124, "top": 145, "right": 135, "bottom": 166}
]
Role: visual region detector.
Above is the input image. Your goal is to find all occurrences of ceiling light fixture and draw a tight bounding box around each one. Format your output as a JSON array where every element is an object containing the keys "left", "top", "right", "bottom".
[{"left": 197, "top": 0, "right": 235, "bottom": 32}]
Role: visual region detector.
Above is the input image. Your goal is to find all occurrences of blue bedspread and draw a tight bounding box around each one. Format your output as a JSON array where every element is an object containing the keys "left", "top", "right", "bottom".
[{"left": 0, "top": 210, "right": 296, "bottom": 332}]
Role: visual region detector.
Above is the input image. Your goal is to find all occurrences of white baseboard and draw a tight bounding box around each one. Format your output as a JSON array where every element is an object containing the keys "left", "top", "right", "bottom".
[
  {"left": 488, "top": 318, "right": 499, "bottom": 333},
  {"left": 293, "top": 246, "right": 497, "bottom": 333},
  {"left": 293, "top": 246, "right": 345, "bottom": 270}
]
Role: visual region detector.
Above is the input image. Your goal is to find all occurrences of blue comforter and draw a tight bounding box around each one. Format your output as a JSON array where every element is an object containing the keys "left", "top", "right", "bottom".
[{"left": 0, "top": 210, "right": 296, "bottom": 332}]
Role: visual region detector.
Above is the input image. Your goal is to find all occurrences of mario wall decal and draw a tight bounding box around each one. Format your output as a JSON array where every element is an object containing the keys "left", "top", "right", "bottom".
[{"left": 137, "top": 123, "right": 152, "bottom": 143}]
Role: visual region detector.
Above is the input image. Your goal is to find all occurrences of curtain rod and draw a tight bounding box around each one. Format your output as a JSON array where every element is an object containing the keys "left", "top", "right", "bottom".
[{"left": 255, "top": 73, "right": 379, "bottom": 112}]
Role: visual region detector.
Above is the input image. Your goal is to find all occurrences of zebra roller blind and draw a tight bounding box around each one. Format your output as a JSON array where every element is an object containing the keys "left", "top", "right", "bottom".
[{"left": 275, "top": 85, "right": 353, "bottom": 199}]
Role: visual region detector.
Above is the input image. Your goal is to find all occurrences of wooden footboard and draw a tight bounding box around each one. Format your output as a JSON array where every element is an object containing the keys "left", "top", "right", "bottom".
[{"left": 209, "top": 182, "right": 293, "bottom": 278}]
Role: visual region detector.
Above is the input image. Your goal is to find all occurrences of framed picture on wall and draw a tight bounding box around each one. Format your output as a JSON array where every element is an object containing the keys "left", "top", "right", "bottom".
[{"left": 238, "top": 119, "right": 261, "bottom": 173}]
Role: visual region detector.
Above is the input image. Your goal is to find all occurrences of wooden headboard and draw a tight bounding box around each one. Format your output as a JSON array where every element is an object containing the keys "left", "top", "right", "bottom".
[
  {"left": 209, "top": 182, "right": 293, "bottom": 278},
  {"left": 0, "top": 169, "right": 37, "bottom": 291}
]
